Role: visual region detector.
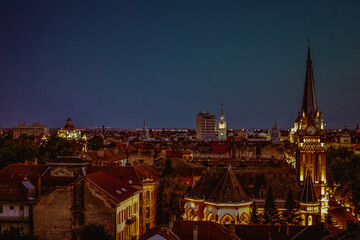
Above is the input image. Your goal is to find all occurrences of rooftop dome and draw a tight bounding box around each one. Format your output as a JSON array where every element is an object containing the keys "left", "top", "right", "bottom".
[{"left": 62, "top": 118, "right": 77, "bottom": 131}]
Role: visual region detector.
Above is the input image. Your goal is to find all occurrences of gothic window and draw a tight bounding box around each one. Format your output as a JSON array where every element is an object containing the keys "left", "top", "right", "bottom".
[
  {"left": 146, "top": 207, "right": 150, "bottom": 218},
  {"left": 207, "top": 213, "right": 215, "bottom": 222},
  {"left": 308, "top": 215, "right": 313, "bottom": 226},
  {"left": 188, "top": 209, "right": 196, "bottom": 221},
  {"left": 239, "top": 213, "right": 250, "bottom": 225},
  {"left": 221, "top": 214, "right": 235, "bottom": 225},
  {"left": 146, "top": 191, "right": 150, "bottom": 201}
]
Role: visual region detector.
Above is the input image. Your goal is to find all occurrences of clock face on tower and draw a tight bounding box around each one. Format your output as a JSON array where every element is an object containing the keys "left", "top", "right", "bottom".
[{"left": 306, "top": 125, "right": 317, "bottom": 135}]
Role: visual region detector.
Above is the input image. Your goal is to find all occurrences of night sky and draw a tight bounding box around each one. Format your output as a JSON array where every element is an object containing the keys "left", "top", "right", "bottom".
[{"left": 1, "top": 1, "right": 360, "bottom": 129}]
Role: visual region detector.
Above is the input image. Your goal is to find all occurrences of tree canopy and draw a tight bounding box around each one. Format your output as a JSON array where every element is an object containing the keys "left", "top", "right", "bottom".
[
  {"left": 156, "top": 158, "right": 188, "bottom": 224},
  {"left": 263, "top": 187, "right": 280, "bottom": 225},
  {"left": 327, "top": 146, "right": 360, "bottom": 212},
  {"left": 0, "top": 134, "right": 84, "bottom": 169}
]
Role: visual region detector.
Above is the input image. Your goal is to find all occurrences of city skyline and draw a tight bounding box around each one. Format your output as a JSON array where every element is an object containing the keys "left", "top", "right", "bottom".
[{"left": 1, "top": 1, "right": 360, "bottom": 129}]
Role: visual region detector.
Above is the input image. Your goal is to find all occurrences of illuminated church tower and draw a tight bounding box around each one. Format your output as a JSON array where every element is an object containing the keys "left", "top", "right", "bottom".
[
  {"left": 291, "top": 43, "right": 328, "bottom": 218},
  {"left": 218, "top": 104, "right": 227, "bottom": 141}
]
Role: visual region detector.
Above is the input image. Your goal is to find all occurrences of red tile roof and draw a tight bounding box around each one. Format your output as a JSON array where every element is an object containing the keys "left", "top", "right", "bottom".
[
  {"left": 154, "top": 158, "right": 205, "bottom": 178},
  {"left": 141, "top": 220, "right": 239, "bottom": 240},
  {"left": 86, "top": 171, "right": 139, "bottom": 203},
  {"left": 85, "top": 149, "right": 127, "bottom": 163},
  {"left": 88, "top": 164, "right": 160, "bottom": 185},
  {"left": 139, "top": 226, "right": 179, "bottom": 240},
  {"left": 134, "top": 164, "right": 160, "bottom": 182},
  {"left": 0, "top": 173, "right": 33, "bottom": 201},
  {"left": 0, "top": 164, "right": 48, "bottom": 177},
  {"left": 172, "top": 220, "right": 238, "bottom": 240}
]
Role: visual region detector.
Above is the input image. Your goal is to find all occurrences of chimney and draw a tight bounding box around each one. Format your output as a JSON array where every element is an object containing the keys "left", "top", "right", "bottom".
[
  {"left": 169, "top": 215, "right": 175, "bottom": 230},
  {"left": 161, "top": 226, "right": 170, "bottom": 236},
  {"left": 33, "top": 158, "right": 38, "bottom": 165},
  {"left": 193, "top": 225, "right": 198, "bottom": 240},
  {"left": 37, "top": 175, "right": 41, "bottom": 197}
]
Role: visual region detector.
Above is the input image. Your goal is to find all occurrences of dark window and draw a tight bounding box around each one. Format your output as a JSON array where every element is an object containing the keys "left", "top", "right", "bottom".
[
  {"left": 10, "top": 206, "right": 14, "bottom": 210},
  {"left": 20, "top": 206, "right": 24, "bottom": 211},
  {"left": 0, "top": 205, "right": 2, "bottom": 213},
  {"left": 146, "top": 223, "right": 150, "bottom": 231},
  {"left": 146, "top": 207, "right": 150, "bottom": 218}
]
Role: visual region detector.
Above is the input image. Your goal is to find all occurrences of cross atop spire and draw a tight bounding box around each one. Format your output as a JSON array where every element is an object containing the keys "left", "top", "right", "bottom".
[{"left": 301, "top": 40, "right": 318, "bottom": 116}]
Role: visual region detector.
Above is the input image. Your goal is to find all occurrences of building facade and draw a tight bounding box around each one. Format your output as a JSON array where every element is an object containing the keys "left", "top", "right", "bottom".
[
  {"left": 196, "top": 111, "right": 217, "bottom": 141},
  {"left": 0, "top": 174, "right": 36, "bottom": 235},
  {"left": 13, "top": 122, "right": 49, "bottom": 139}
]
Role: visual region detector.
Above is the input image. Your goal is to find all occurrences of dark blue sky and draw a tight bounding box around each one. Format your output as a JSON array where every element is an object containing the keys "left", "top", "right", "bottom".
[{"left": 1, "top": 1, "right": 360, "bottom": 129}]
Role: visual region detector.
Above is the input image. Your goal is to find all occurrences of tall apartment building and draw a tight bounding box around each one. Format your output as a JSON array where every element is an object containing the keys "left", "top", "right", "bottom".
[
  {"left": 196, "top": 111, "right": 217, "bottom": 141},
  {"left": 13, "top": 122, "right": 49, "bottom": 139}
]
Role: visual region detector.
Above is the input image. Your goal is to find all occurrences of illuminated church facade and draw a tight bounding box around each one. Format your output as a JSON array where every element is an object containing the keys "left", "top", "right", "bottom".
[
  {"left": 57, "top": 118, "right": 82, "bottom": 140},
  {"left": 184, "top": 44, "right": 327, "bottom": 226},
  {"left": 290, "top": 45, "right": 328, "bottom": 219}
]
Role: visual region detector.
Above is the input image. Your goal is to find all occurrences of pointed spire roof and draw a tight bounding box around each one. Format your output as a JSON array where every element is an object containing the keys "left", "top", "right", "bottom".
[
  {"left": 301, "top": 43, "right": 319, "bottom": 116},
  {"left": 208, "top": 167, "right": 249, "bottom": 203},
  {"left": 300, "top": 167, "right": 318, "bottom": 204},
  {"left": 220, "top": 103, "right": 225, "bottom": 118}
]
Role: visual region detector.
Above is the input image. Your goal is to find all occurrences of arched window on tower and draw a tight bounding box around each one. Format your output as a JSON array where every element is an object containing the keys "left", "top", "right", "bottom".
[{"left": 308, "top": 215, "right": 313, "bottom": 226}]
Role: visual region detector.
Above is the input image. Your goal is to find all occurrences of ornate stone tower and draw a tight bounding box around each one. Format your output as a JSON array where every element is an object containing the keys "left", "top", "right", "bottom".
[
  {"left": 291, "top": 44, "right": 328, "bottom": 218},
  {"left": 218, "top": 104, "right": 227, "bottom": 141}
]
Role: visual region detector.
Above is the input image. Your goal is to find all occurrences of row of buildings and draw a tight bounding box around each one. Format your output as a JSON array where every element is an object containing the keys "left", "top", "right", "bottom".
[{"left": 0, "top": 158, "right": 159, "bottom": 240}]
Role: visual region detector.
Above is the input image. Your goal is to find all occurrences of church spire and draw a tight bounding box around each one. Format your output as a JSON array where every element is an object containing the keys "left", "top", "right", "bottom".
[
  {"left": 301, "top": 41, "right": 318, "bottom": 116},
  {"left": 300, "top": 166, "right": 318, "bottom": 204}
]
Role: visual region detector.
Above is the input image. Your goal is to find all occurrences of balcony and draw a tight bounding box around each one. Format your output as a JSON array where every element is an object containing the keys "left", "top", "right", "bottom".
[{"left": 126, "top": 216, "right": 136, "bottom": 225}]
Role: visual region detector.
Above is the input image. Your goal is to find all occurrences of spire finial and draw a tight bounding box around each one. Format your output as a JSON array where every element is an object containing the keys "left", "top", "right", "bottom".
[
  {"left": 308, "top": 36, "right": 310, "bottom": 47},
  {"left": 307, "top": 36, "right": 312, "bottom": 66}
]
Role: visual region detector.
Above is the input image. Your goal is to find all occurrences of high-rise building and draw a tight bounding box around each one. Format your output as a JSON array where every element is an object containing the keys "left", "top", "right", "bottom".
[
  {"left": 196, "top": 111, "right": 217, "bottom": 141},
  {"left": 291, "top": 44, "right": 328, "bottom": 220},
  {"left": 218, "top": 105, "right": 227, "bottom": 141}
]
